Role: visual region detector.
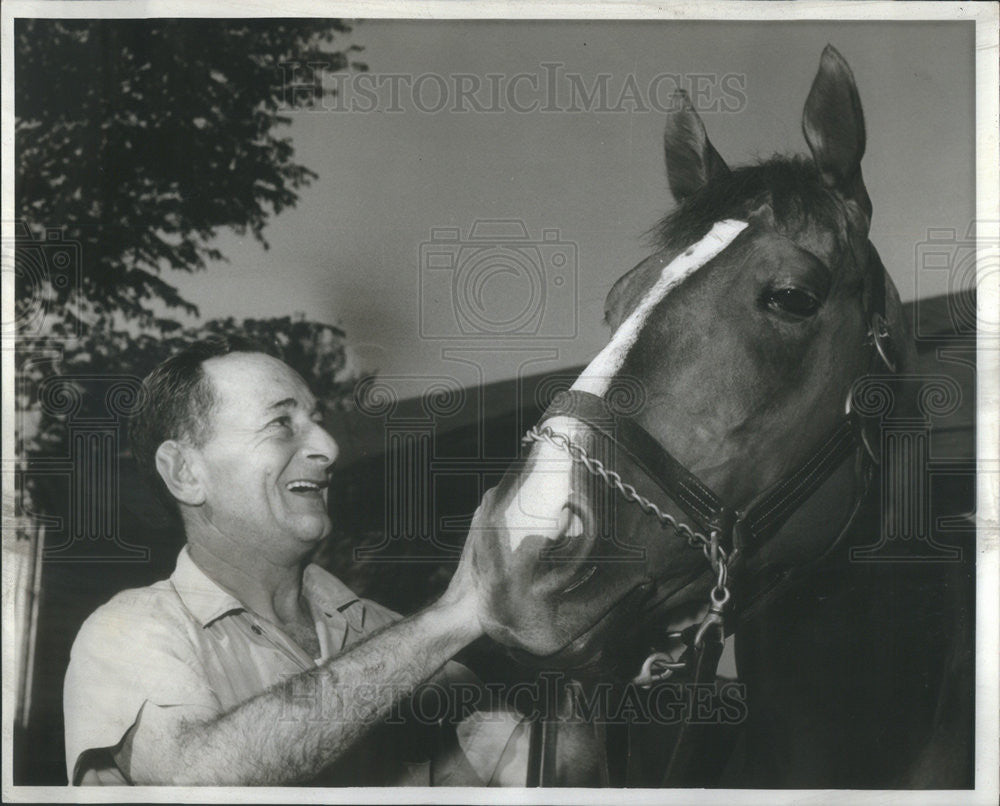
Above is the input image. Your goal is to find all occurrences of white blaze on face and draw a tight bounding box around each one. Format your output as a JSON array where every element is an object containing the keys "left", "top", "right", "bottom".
[
  {"left": 502, "top": 415, "right": 579, "bottom": 553},
  {"left": 502, "top": 219, "right": 748, "bottom": 553},
  {"left": 572, "top": 219, "right": 749, "bottom": 396}
]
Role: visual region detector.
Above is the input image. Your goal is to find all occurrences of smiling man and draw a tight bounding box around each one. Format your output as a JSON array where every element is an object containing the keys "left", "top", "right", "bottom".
[{"left": 61, "top": 337, "right": 520, "bottom": 786}]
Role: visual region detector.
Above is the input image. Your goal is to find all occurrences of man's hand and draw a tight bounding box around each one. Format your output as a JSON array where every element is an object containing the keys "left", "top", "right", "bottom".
[{"left": 437, "top": 486, "right": 497, "bottom": 624}]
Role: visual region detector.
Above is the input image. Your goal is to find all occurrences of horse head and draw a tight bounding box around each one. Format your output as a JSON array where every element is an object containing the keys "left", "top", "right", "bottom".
[{"left": 467, "top": 45, "right": 916, "bottom": 676}]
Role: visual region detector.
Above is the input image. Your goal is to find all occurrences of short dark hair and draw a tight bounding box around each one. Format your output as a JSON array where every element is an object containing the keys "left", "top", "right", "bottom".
[{"left": 128, "top": 335, "right": 277, "bottom": 490}]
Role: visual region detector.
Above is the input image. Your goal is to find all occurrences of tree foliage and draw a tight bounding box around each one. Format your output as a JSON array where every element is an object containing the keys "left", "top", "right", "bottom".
[
  {"left": 14, "top": 19, "right": 368, "bottom": 518},
  {"left": 15, "top": 18, "right": 364, "bottom": 327}
]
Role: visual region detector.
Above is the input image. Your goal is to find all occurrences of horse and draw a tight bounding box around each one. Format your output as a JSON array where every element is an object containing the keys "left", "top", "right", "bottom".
[{"left": 463, "top": 45, "right": 974, "bottom": 788}]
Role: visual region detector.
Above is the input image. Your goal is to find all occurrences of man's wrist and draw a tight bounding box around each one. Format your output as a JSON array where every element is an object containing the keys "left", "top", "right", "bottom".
[{"left": 422, "top": 596, "right": 484, "bottom": 652}]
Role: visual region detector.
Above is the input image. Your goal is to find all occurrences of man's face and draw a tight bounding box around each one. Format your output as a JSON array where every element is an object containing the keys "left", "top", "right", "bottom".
[{"left": 190, "top": 351, "right": 339, "bottom": 559}]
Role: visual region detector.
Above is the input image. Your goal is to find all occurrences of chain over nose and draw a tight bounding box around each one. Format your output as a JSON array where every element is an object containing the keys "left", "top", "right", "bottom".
[{"left": 523, "top": 423, "right": 733, "bottom": 680}]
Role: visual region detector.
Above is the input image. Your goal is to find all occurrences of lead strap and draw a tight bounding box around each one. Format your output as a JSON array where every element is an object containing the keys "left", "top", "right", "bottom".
[{"left": 659, "top": 617, "right": 727, "bottom": 786}]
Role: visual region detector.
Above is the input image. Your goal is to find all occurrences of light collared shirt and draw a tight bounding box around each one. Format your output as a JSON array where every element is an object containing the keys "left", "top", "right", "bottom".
[{"left": 63, "top": 546, "right": 427, "bottom": 785}]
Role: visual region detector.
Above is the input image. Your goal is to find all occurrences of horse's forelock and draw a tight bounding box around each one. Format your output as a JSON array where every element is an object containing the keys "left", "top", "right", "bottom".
[{"left": 649, "top": 156, "right": 851, "bottom": 257}]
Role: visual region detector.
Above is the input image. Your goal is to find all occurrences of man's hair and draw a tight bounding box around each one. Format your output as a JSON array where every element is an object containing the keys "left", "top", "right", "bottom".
[{"left": 128, "top": 335, "right": 277, "bottom": 490}]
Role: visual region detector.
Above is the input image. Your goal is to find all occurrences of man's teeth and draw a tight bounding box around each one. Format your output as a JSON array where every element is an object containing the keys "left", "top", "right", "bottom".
[{"left": 287, "top": 481, "right": 324, "bottom": 493}]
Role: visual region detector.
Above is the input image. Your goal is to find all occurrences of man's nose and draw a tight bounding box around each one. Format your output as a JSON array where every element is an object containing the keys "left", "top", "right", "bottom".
[{"left": 305, "top": 422, "right": 339, "bottom": 467}]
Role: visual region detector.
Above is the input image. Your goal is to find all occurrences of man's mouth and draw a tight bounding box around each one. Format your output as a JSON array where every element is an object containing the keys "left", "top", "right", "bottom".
[{"left": 285, "top": 479, "right": 329, "bottom": 495}]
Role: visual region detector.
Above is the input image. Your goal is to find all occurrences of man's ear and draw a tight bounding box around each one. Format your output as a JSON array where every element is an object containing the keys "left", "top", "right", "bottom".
[{"left": 155, "top": 440, "right": 206, "bottom": 506}]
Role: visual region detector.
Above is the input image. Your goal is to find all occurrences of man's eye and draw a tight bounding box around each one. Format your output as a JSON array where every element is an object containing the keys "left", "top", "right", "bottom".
[
  {"left": 270, "top": 416, "right": 293, "bottom": 430},
  {"left": 765, "top": 287, "right": 821, "bottom": 319}
]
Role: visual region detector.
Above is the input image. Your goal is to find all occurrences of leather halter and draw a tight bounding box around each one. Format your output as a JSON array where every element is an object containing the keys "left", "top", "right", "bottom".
[{"left": 536, "top": 390, "right": 860, "bottom": 562}]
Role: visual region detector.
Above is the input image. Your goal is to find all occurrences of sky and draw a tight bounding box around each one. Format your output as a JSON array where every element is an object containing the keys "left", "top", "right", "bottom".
[{"left": 170, "top": 19, "right": 975, "bottom": 390}]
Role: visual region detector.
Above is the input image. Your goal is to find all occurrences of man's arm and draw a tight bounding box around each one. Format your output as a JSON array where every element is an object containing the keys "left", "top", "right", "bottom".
[{"left": 125, "top": 597, "right": 481, "bottom": 785}]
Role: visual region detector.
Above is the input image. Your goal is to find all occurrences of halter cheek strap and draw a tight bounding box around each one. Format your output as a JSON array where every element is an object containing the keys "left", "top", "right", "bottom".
[{"left": 737, "top": 246, "right": 897, "bottom": 618}]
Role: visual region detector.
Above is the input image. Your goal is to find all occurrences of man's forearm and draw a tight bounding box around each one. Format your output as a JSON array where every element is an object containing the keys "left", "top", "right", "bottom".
[{"left": 130, "top": 600, "right": 481, "bottom": 785}]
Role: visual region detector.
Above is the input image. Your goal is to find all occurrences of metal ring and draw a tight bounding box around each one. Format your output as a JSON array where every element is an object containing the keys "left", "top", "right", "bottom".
[
  {"left": 711, "top": 586, "right": 730, "bottom": 607},
  {"left": 632, "top": 652, "right": 686, "bottom": 687},
  {"left": 869, "top": 314, "right": 897, "bottom": 373},
  {"left": 859, "top": 425, "right": 880, "bottom": 466},
  {"left": 709, "top": 529, "right": 720, "bottom": 569}
]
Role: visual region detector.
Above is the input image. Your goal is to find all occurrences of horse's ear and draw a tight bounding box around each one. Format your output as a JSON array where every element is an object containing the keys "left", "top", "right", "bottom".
[
  {"left": 664, "top": 90, "right": 730, "bottom": 202},
  {"left": 802, "top": 45, "right": 872, "bottom": 221}
]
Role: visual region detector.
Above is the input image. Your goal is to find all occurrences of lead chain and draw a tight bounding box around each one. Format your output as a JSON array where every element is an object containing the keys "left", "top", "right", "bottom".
[{"left": 523, "top": 424, "right": 731, "bottom": 609}]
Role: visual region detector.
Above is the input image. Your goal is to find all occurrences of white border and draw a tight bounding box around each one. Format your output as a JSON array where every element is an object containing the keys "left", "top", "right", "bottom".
[
  {"left": 2, "top": 2, "right": 997, "bottom": 805},
  {"left": 974, "top": 4, "right": 1000, "bottom": 804},
  {"left": 0, "top": 0, "right": 996, "bottom": 20}
]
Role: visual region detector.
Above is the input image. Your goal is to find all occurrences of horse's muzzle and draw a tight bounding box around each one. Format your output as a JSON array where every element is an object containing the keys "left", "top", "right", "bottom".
[{"left": 466, "top": 412, "right": 723, "bottom": 669}]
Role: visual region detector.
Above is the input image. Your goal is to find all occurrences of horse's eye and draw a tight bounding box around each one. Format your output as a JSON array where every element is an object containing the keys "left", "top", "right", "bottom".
[{"left": 766, "top": 287, "right": 821, "bottom": 319}]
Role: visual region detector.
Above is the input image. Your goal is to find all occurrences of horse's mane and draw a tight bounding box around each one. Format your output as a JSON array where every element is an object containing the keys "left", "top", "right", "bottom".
[{"left": 649, "top": 156, "right": 848, "bottom": 251}]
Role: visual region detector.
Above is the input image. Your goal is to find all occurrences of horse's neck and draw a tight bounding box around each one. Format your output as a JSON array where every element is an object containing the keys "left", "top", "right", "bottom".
[{"left": 729, "top": 496, "right": 970, "bottom": 787}]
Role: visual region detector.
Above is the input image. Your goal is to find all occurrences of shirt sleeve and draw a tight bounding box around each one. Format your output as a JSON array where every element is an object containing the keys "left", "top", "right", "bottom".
[{"left": 63, "top": 593, "right": 222, "bottom": 785}]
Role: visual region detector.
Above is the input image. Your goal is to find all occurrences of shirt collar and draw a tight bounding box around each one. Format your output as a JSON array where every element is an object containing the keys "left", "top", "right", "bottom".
[
  {"left": 170, "top": 545, "right": 369, "bottom": 632},
  {"left": 170, "top": 546, "right": 246, "bottom": 627},
  {"left": 302, "top": 564, "right": 368, "bottom": 634}
]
